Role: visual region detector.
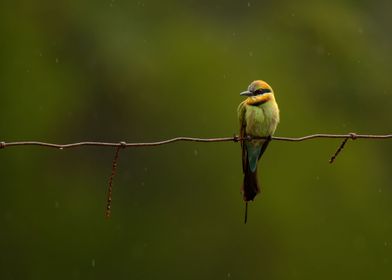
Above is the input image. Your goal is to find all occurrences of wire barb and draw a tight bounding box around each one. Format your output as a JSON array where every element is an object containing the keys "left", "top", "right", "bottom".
[
  {"left": 329, "top": 138, "right": 349, "bottom": 164},
  {"left": 105, "top": 144, "right": 123, "bottom": 218},
  {"left": 329, "top": 132, "right": 359, "bottom": 164},
  {"left": 0, "top": 142, "right": 5, "bottom": 149},
  {"left": 119, "top": 141, "right": 127, "bottom": 148},
  {"left": 349, "top": 132, "right": 358, "bottom": 140}
]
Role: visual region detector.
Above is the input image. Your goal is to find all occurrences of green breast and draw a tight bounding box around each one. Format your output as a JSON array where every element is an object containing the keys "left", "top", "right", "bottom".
[{"left": 245, "top": 101, "right": 279, "bottom": 137}]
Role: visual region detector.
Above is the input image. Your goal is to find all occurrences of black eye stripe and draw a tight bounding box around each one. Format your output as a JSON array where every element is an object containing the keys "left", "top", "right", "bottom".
[{"left": 254, "top": 88, "right": 271, "bottom": 95}]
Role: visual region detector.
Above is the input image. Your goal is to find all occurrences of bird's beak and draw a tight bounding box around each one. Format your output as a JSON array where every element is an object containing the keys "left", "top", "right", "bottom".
[{"left": 240, "top": 90, "right": 253, "bottom": 96}]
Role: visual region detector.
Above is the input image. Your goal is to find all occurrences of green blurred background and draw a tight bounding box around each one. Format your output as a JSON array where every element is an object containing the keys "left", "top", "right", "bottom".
[{"left": 1, "top": 0, "right": 392, "bottom": 279}]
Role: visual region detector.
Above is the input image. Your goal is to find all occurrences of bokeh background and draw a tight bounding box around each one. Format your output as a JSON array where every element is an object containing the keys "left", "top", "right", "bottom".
[{"left": 1, "top": 0, "right": 392, "bottom": 279}]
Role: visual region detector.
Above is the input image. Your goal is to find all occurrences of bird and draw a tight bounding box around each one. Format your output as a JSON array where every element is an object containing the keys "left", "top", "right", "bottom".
[{"left": 238, "top": 80, "right": 280, "bottom": 223}]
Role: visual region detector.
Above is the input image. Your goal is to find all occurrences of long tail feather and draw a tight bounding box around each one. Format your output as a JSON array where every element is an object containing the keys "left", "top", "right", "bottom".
[
  {"left": 242, "top": 166, "right": 260, "bottom": 224},
  {"left": 244, "top": 202, "right": 248, "bottom": 224},
  {"left": 242, "top": 165, "right": 260, "bottom": 202}
]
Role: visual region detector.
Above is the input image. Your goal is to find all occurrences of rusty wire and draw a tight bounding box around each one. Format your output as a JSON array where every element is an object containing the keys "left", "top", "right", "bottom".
[
  {"left": 2, "top": 133, "right": 391, "bottom": 217},
  {"left": 1, "top": 133, "right": 391, "bottom": 150}
]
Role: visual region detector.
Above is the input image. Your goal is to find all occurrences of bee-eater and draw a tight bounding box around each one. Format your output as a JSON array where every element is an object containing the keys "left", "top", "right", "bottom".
[{"left": 238, "top": 80, "right": 280, "bottom": 223}]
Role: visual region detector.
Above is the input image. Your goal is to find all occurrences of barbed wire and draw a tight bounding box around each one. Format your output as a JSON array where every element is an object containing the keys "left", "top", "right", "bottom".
[
  {"left": 1, "top": 133, "right": 391, "bottom": 149},
  {"left": 1, "top": 133, "right": 391, "bottom": 217}
]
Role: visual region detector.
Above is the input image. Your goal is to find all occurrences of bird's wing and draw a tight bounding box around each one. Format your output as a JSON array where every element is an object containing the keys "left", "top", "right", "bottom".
[
  {"left": 258, "top": 136, "right": 271, "bottom": 160},
  {"left": 237, "top": 101, "right": 248, "bottom": 173}
]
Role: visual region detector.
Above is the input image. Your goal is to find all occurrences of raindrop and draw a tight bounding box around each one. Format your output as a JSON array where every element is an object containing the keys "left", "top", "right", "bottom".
[
  {"left": 59, "top": 147, "right": 64, "bottom": 150},
  {"left": 249, "top": 51, "right": 253, "bottom": 57},
  {"left": 194, "top": 149, "right": 198, "bottom": 156},
  {"left": 55, "top": 58, "right": 59, "bottom": 63},
  {"left": 379, "top": 188, "right": 382, "bottom": 193},
  {"left": 384, "top": 241, "right": 388, "bottom": 247},
  {"left": 247, "top": 2, "right": 251, "bottom": 7},
  {"left": 227, "top": 272, "right": 231, "bottom": 278},
  {"left": 91, "top": 259, "right": 96, "bottom": 268},
  {"left": 54, "top": 201, "right": 60, "bottom": 208}
]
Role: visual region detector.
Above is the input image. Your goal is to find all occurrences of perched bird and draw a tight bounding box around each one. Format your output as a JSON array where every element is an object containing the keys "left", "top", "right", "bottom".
[{"left": 238, "top": 80, "right": 280, "bottom": 223}]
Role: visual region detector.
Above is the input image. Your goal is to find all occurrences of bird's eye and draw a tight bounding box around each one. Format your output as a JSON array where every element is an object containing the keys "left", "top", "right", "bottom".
[{"left": 254, "top": 89, "right": 262, "bottom": 95}]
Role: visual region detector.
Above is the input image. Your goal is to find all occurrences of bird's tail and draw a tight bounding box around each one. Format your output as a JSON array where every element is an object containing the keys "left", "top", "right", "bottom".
[
  {"left": 242, "top": 165, "right": 260, "bottom": 202},
  {"left": 242, "top": 165, "right": 260, "bottom": 223}
]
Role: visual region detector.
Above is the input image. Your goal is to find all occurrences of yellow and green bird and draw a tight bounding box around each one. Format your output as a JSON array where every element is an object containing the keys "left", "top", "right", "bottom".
[{"left": 238, "top": 80, "right": 280, "bottom": 223}]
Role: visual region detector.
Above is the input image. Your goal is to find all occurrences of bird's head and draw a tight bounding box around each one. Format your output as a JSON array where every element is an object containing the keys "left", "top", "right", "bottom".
[{"left": 240, "top": 80, "right": 274, "bottom": 105}]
